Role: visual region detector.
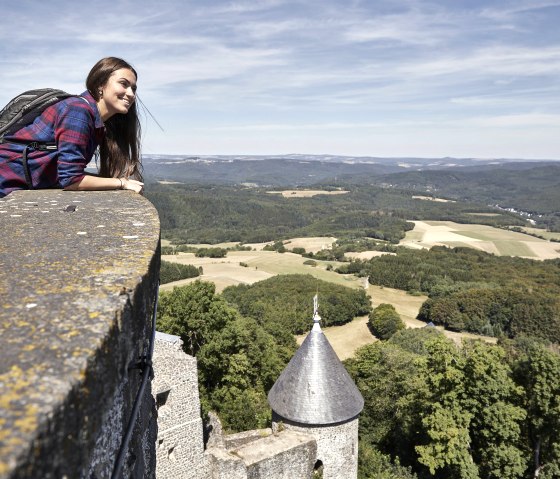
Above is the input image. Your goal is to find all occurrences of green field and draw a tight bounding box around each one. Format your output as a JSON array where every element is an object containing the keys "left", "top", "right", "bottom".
[
  {"left": 521, "top": 227, "right": 560, "bottom": 241},
  {"left": 162, "top": 239, "right": 497, "bottom": 358},
  {"left": 401, "top": 220, "right": 560, "bottom": 260},
  {"left": 162, "top": 220, "right": 546, "bottom": 354}
]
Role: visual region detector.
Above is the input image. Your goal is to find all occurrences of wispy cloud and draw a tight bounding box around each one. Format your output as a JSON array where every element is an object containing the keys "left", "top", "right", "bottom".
[{"left": 1, "top": 0, "right": 559, "bottom": 158}]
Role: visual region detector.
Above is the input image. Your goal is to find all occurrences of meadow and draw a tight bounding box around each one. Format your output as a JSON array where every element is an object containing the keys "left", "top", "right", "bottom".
[
  {"left": 401, "top": 220, "right": 560, "bottom": 259},
  {"left": 266, "top": 189, "right": 349, "bottom": 198},
  {"left": 160, "top": 224, "right": 517, "bottom": 357}
]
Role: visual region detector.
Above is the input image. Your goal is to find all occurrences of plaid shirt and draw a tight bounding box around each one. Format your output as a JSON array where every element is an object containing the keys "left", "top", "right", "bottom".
[{"left": 0, "top": 91, "right": 105, "bottom": 197}]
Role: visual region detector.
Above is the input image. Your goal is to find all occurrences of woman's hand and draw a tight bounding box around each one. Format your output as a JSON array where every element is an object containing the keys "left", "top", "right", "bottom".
[{"left": 122, "top": 178, "right": 144, "bottom": 193}]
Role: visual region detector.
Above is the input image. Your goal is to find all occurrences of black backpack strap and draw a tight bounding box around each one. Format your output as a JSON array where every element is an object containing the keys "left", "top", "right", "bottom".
[
  {"left": 22, "top": 144, "right": 33, "bottom": 189},
  {"left": 21, "top": 141, "right": 57, "bottom": 189}
]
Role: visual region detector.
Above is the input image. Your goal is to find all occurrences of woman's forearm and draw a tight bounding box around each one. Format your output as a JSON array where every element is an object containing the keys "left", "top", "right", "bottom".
[{"left": 64, "top": 175, "right": 143, "bottom": 193}]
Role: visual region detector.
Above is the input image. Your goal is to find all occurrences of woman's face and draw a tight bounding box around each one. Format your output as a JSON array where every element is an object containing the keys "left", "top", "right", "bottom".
[{"left": 98, "top": 68, "right": 137, "bottom": 121}]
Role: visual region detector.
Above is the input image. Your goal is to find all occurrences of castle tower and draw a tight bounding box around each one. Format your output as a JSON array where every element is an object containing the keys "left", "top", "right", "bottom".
[{"left": 267, "top": 296, "right": 364, "bottom": 479}]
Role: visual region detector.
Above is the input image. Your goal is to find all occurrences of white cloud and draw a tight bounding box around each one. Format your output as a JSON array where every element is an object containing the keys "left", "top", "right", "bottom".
[{"left": 1, "top": 0, "right": 559, "bottom": 158}]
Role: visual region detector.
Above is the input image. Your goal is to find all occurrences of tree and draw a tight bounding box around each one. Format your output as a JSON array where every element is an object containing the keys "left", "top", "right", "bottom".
[
  {"left": 415, "top": 338, "right": 528, "bottom": 479},
  {"left": 461, "top": 341, "right": 527, "bottom": 479},
  {"left": 159, "top": 260, "right": 200, "bottom": 284},
  {"left": 415, "top": 337, "right": 480, "bottom": 479},
  {"left": 346, "top": 342, "right": 430, "bottom": 467},
  {"left": 514, "top": 344, "right": 560, "bottom": 478},
  {"left": 156, "top": 281, "right": 237, "bottom": 356},
  {"left": 388, "top": 327, "right": 443, "bottom": 355},
  {"left": 156, "top": 281, "right": 294, "bottom": 432},
  {"left": 369, "top": 303, "right": 405, "bottom": 340},
  {"left": 195, "top": 247, "right": 228, "bottom": 258},
  {"left": 222, "top": 274, "right": 371, "bottom": 335},
  {"left": 358, "top": 442, "right": 418, "bottom": 479},
  {"left": 197, "top": 315, "right": 292, "bottom": 431}
]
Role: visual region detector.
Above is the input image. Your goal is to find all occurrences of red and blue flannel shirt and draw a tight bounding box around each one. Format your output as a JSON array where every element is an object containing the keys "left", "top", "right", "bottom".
[{"left": 0, "top": 91, "right": 105, "bottom": 198}]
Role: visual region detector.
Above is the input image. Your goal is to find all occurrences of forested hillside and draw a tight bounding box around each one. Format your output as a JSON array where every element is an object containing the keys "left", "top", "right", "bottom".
[
  {"left": 143, "top": 156, "right": 400, "bottom": 185},
  {"left": 371, "top": 163, "right": 560, "bottom": 230},
  {"left": 149, "top": 159, "right": 560, "bottom": 479},
  {"left": 221, "top": 274, "right": 371, "bottom": 335},
  {"left": 146, "top": 182, "right": 523, "bottom": 244},
  {"left": 346, "top": 330, "right": 560, "bottom": 479},
  {"left": 144, "top": 158, "right": 559, "bottom": 231},
  {"left": 337, "top": 246, "right": 560, "bottom": 342}
]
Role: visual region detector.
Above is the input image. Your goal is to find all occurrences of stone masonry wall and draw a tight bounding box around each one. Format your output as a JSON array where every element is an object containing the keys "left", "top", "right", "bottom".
[
  {"left": 151, "top": 332, "right": 324, "bottom": 479},
  {"left": 152, "top": 332, "right": 209, "bottom": 479},
  {"left": 206, "top": 430, "right": 317, "bottom": 479},
  {"left": 0, "top": 190, "right": 160, "bottom": 479},
  {"left": 272, "top": 415, "right": 360, "bottom": 479}
]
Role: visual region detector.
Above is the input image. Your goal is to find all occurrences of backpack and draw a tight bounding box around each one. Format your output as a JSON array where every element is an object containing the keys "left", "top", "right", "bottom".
[
  {"left": 0, "top": 88, "right": 73, "bottom": 142},
  {"left": 0, "top": 88, "right": 74, "bottom": 188}
]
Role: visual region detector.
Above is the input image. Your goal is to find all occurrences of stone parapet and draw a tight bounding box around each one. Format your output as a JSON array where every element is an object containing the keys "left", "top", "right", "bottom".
[
  {"left": 207, "top": 430, "right": 317, "bottom": 479},
  {"left": 0, "top": 190, "right": 160, "bottom": 479},
  {"left": 223, "top": 428, "right": 273, "bottom": 450}
]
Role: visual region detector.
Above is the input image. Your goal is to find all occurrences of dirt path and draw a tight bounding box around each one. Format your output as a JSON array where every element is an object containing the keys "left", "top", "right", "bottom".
[{"left": 297, "top": 283, "right": 495, "bottom": 360}]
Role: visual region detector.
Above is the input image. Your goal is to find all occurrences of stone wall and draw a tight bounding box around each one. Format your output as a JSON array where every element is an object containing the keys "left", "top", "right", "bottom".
[
  {"left": 151, "top": 332, "right": 323, "bottom": 479},
  {"left": 152, "top": 332, "right": 209, "bottom": 479},
  {"left": 272, "top": 415, "right": 360, "bottom": 479},
  {"left": 0, "top": 189, "right": 362, "bottom": 479},
  {"left": 0, "top": 190, "right": 160, "bottom": 479},
  {"left": 206, "top": 430, "right": 317, "bottom": 479}
]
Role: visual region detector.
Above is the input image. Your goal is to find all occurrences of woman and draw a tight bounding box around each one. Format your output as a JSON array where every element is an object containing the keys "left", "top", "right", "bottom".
[{"left": 0, "top": 57, "right": 144, "bottom": 197}]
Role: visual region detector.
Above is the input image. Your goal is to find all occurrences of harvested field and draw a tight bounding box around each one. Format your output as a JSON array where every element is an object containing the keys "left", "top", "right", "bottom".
[
  {"left": 160, "top": 250, "right": 350, "bottom": 293},
  {"left": 521, "top": 227, "right": 560, "bottom": 241},
  {"left": 160, "top": 251, "right": 273, "bottom": 292},
  {"left": 267, "top": 189, "right": 349, "bottom": 198},
  {"left": 296, "top": 316, "right": 376, "bottom": 361},
  {"left": 401, "top": 220, "right": 560, "bottom": 260},
  {"left": 162, "top": 233, "right": 500, "bottom": 358},
  {"left": 344, "top": 251, "right": 396, "bottom": 260},
  {"left": 412, "top": 195, "right": 455, "bottom": 203},
  {"left": 284, "top": 237, "right": 337, "bottom": 253}
]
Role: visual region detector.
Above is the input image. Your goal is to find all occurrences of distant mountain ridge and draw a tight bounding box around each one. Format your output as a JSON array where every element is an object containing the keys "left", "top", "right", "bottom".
[{"left": 142, "top": 154, "right": 558, "bottom": 187}]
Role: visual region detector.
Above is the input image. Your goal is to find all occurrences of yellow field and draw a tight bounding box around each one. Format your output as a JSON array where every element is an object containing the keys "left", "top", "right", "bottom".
[
  {"left": 345, "top": 251, "right": 396, "bottom": 260},
  {"left": 162, "top": 244, "right": 496, "bottom": 358},
  {"left": 160, "top": 249, "right": 353, "bottom": 293},
  {"left": 400, "top": 220, "right": 560, "bottom": 260},
  {"left": 297, "top": 315, "right": 376, "bottom": 360},
  {"left": 283, "top": 237, "right": 337, "bottom": 253},
  {"left": 412, "top": 195, "right": 455, "bottom": 203},
  {"left": 521, "top": 227, "right": 560, "bottom": 241},
  {"left": 267, "top": 189, "right": 349, "bottom": 198}
]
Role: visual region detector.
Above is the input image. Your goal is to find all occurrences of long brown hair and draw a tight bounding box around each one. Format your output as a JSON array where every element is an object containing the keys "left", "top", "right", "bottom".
[{"left": 86, "top": 57, "right": 142, "bottom": 180}]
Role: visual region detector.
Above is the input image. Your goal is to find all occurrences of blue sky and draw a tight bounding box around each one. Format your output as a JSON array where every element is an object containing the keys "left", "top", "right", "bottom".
[{"left": 1, "top": 0, "right": 560, "bottom": 159}]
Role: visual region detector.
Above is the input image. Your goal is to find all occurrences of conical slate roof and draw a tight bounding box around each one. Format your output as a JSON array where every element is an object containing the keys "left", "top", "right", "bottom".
[{"left": 268, "top": 307, "right": 364, "bottom": 425}]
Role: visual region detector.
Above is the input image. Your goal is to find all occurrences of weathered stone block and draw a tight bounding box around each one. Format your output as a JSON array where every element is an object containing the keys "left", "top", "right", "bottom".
[{"left": 0, "top": 190, "right": 160, "bottom": 479}]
